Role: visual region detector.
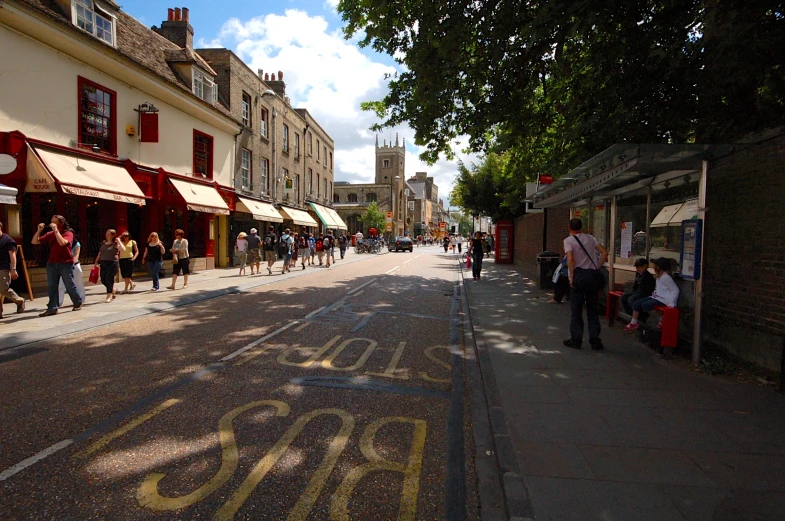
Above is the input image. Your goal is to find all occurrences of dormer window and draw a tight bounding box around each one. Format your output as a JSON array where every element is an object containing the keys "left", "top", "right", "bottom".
[
  {"left": 193, "top": 68, "right": 217, "bottom": 104},
  {"left": 72, "top": 0, "right": 116, "bottom": 47}
]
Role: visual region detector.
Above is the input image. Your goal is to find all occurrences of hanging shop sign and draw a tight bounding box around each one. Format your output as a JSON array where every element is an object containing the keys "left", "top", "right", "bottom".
[{"left": 0, "top": 154, "right": 17, "bottom": 175}]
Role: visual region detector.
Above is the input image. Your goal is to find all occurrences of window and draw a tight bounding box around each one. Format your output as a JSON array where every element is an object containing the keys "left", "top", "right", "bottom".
[
  {"left": 193, "top": 130, "right": 214, "bottom": 178},
  {"left": 294, "top": 174, "right": 300, "bottom": 203},
  {"left": 348, "top": 193, "right": 358, "bottom": 203},
  {"left": 241, "top": 92, "right": 251, "bottom": 127},
  {"left": 316, "top": 140, "right": 320, "bottom": 161},
  {"left": 241, "top": 148, "right": 252, "bottom": 189},
  {"left": 282, "top": 168, "right": 289, "bottom": 200},
  {"left": 334, "top": 194, "right": 340, "bottom": 203},
  {"left": 282, "top": 124, "right": 289, "bottom": 153},
  {"left": 193, "top": 69, "right": 217, "bottom": 104},
  {"left": 323, "top": 146, "right": 327, "bottom": 167},
  {"left": 317, "top": 174, "right": 320, "bottom": 197},
  {"left": 366, "top": 193, "right": 377, "bottom": 202},
  {"left": 73, "top": 0, "right": 115, "bottom": 46},
  {"left": 308, "top": 168, "right": 313, "bottom": 194},
  {"left": 261, "top": 158, "right": 269, "bottom": 194},
  {"left": 330, "top": 152, "right": 333, "bottom": 170},
  {"left": 79, "top": 77, "right": 116, "bottom": 154},
  {"left": 383, "top": 159, "right": 390, "bottom": 168},
  {"left": 323, "top": 178, "right": 328, "bottom": 199},
  {"left": 329, "top": 182, "right": 332, "bottom": 198},
  {"left": 261, "top": 108, "right": 268, "bottom": 138},
  {"left": 294, "top": 133, "right": 300, "bottom": 159},
  {"left": 408, "top": 200, "right": 415, "bottom": 211},
  {"left": 308, "top": 133, "right": 313, "bottom": 155}
]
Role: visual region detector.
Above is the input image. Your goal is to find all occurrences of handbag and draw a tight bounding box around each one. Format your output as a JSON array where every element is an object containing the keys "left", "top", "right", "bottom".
[
  {"left": 466, "top": 255, "right": 472, "bottom": 269},
  {"left": 89, "top": 265, "right": 100, "bottom": 284},
  {"left": 571, "top": 236, "right": 605, "bottom": 292}
]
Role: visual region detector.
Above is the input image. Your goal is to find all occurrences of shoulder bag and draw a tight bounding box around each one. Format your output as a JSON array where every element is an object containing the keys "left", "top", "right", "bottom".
[{"left": 571, "top": 235, "right": 605, "bottom": 292}]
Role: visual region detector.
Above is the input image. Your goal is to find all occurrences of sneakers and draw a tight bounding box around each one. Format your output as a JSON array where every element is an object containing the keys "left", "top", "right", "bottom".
[
  {"left": 563, "top": 339, "right": 581, "bottom": 350},
  {"left": 623, "top": 322, "right": 639, "bottom": 332},
  {"left": 182, "top": 285, "right": 188, "bottom": 289},
  {"left": 72, "top": 302, "right": 83, "bottom": 311},
  {"left": 16, "top": 300, "right": 25, "bottom": 314},
  {"left": 39, "top": 309, "right": 58, "bottom": 317},
  {"left": 267, "top": 267, "right": 272, "bottom": 275}
]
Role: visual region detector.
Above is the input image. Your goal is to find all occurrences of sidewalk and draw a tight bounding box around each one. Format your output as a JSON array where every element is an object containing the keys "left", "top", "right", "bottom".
[
  {"left": 0, "top": 250, "right": 376, "bottom": 352},
  {"left": 462, "top": 260, "right": 785, "bottom": 521}
]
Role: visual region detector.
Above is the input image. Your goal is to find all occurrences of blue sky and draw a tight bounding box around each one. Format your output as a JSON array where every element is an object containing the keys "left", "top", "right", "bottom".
[{"left": 122, "top": 1, "right": 476, "bottom": 201}]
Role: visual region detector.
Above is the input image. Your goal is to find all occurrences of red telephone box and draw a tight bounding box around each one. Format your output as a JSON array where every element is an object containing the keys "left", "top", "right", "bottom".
[{"left": 495, "top": 220, "right": 513, "bottom": 264}]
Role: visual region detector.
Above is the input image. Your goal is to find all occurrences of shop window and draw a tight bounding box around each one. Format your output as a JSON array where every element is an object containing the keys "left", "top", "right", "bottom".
[
  {"left": 187, "top": 212, "right": 206, "bottom": 258},
  {"left": 241, "top": 148, "right": 252, "bottom": 189},
  {"left": 78, "top": 76, "right": 116, "bottom": 154},
  {"left": 348, "top": 193, "right": 358, "bottom": 203},
  {"left": 193, "top": 130, "right": 214, "bottom": 179},
  {"left": 282, "top": 124, "right": 289, "bottom": 153},
  {"left": 366, "top": 193, "right": 377, "bottom": 202},
  {"left": 72, "top": 0, "right": 116, "bottom": 46},
  {"left": 261, "top": 108, "right": 268, "bottom": 138},
  {"left": 241, "top": 92, "right": 251, "bottom": 127},
  {"left": 260, "top": 158, "right": 269, "bottom": 194}
]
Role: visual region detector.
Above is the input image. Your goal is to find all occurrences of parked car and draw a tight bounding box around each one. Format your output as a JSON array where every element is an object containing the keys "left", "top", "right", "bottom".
[{"left": 389, "top": 236, "right": 414, "bottom": 252}]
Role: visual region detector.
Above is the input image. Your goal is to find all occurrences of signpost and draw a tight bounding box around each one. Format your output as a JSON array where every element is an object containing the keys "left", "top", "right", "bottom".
[{"left": 385, "top": 211, "right": 393, "bottom": 233}]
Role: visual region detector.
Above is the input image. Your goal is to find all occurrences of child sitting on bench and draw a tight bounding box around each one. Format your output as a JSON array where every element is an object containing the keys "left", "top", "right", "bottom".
[{"left": 623, "top": 257, "right": 679, "bottom": 332}]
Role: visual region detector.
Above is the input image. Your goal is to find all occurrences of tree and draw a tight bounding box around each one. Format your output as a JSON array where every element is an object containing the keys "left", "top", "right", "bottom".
[
  {"left": 339, "top": 0, "right": 785, "bottom": 172},
  {"left": 359, "top": 201, "right": 385, "bottom": 232},
  {"left": 451, "top": 153, "right": 520, "bottom": 221}
]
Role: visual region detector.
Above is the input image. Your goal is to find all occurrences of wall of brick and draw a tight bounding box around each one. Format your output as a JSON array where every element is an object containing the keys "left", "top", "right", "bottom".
[
  {"left": 513, "top": 209, "right": 571, "bottom": 280},
  {"left": 703, "top": 130, "right": 785, "bottom": 369}
]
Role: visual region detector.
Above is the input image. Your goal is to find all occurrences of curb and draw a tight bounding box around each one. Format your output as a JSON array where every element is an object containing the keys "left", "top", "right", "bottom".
[
  {"left": 459, "top": 260, "right": 536, "bottom": 521},
  {"left": 0, "top": 251, "right": 385, "bottom": 353}
]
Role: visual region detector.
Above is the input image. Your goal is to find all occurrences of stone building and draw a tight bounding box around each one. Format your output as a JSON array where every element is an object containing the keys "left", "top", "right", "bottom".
[{"left": 405, "top": 172, "right": 442, "bottom": 238}]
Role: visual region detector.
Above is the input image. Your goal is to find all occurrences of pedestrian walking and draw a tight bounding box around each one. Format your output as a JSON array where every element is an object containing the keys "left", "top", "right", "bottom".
[
  {"left": 315, "top": 233, "right": 325, "bottom": 265},
  {"left": 279, "top": 228, "right": 293, "bottom": 274},
  {"left": 246, "top": 228, "right": 262, "bottom": 275},
  {"left": 457, "top": 234, "right": 464, "bottom": 254},
  {"left": 308, "top": 233, "right": 316, "bottom": 265},
  {"left": 263, "top": 225, "right": 278, "bottom": 275},
  {"left": 59, "top": 239, "right": 86, "bottom": 306},
  {"left": 95, "top": 228, "right": 125, "bottom": 303},
  {"left": 298, "top": 232, "right": 309, "bottom": 270},
  {"left": 0, "top": 220, "right": 25, "bottom": 318},
  {"left": 468, "top": 231, "right": 485, "bottom": 280},
  {"left": 32, "top": 215, "right": 83, "bottom": 316},
  {"left": 486, "top": 233, "right": 494, "bottom": 258},
  {"left": 563, "top": 218, "right": 608, "bottom": 350},
  {"left": 450, "top": 235, "right": 457, "bottom": 253},
  {"left": 338, "top": 232, "right": 348, "bottom": 259},
  {"left": 624, "top": 258, "right": 680, "bottom": 332},
  {"left": 443, "top": 236, "right": 449, "bottom": 252},
  {"left": 142, "top": 232, "right": 166, "bottom": 291},
  {"left": 119, "top": 231, "right": 138, "bottom": 294},
  {"left": 167, "top": 229, "right": 189, "bottom": 289},
  {"left": 290, "top": 232, "right": 300, "bottom": 270},
  {"left": 324, "top": 230, "right": 335, "bottom": 267},
  {"left": 235, "top": 231, "right": 248, "bottom": 276}
]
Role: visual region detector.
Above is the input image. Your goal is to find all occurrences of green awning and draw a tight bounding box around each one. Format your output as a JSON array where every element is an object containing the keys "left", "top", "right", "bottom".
[{"left": 309, "top": 202, "right": 339, "bottom": 229}]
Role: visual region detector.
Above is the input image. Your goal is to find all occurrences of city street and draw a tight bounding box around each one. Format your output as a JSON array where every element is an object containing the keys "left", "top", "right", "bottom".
[{"left": 0, "top": 247, "right": 482, "bottom": 520}]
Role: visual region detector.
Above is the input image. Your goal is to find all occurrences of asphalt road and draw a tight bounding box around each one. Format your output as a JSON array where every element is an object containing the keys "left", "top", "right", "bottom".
[{"left": 0, "top": 247, "right": 482, "bottom": 520}]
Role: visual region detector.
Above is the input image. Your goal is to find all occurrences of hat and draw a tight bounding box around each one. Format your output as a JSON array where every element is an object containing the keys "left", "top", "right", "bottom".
[
  {"left": 250, "top": 228, "right": 257, "bottom": 234},
  {"left": 237, "top": 232, "right": 247, "bottom": 238}
]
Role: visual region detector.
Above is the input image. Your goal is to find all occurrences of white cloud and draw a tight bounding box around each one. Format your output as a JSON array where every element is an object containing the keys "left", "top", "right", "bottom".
[{"left": 213, "top": 9, "right": 479, "bottom": 204}]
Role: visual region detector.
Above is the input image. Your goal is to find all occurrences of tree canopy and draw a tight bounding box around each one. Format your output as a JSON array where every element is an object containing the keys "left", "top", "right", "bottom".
[
  {"left": 359, "top": 201, "right": 386, "bottom": 232},
  {"left": 340, "top": 0, "right": 785, "bottom": 183}
]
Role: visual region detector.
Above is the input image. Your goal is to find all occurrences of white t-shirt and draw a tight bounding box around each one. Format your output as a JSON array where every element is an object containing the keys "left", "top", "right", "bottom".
[
  {"left": 652, "top": 272, "right": 680, "bottom": 308},
  {"left": 564, "top": 233, "right": 599, "bottom": 270},
  {"left": 457, "top": 236, "right": 464, "bottom": 244},
  {"left": 236, "top": 238, "right": 248, "bottom": 252},
  {"left": 356, "top": 232, "right": 364, "bottom": 241}
]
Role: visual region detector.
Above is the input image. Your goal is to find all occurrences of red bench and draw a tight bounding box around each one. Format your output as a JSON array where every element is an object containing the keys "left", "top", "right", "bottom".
[
  {"left": 606, "top": 290, "right": 624, "bottom": 326},
  {"left": 653, "top": 306, "right": 680, "bottom": 349}
]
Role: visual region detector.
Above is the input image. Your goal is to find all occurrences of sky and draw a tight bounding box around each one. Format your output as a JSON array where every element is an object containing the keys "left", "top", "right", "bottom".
[{"left": 124, "top": 0, "right": 479, "bottom": 205}]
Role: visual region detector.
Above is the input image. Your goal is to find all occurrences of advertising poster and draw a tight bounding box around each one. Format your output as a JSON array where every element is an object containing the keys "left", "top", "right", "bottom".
[
  {"left": 620, "top": 221, "right": 633, "bottom": 259},
  {"left": 680, "top": 219, "right": 703, "bottom": 280}
]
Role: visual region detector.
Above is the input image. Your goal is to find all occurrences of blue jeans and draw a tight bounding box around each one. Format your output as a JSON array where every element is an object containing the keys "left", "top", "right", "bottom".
[
  {"left": 621, "top": 291, "right": 642, "bottom": 315},
  {"left": 569, "top": 286, "right": 601, "bottom": 346},
  {"left": 471, "top": 252, "right": 483, "bottom": 277},
  {"left": 47, "top": 262, "right": 81, "bottom": 311},
  {"left": 148, "top": 261, "right": 163, "bottom": 289},
  {"left": 632, "top": 297, "right": 663, "bottom": 314}
]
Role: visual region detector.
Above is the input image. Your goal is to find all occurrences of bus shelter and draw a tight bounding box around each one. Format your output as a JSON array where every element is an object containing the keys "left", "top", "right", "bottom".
[{"left": 529, "top": 144, "right": 735, "bottom": 364}]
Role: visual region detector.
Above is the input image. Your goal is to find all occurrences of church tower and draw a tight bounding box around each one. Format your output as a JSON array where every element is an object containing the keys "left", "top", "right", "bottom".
[{"left": 375, "top": 134, "right": 406, "bottom": 185}]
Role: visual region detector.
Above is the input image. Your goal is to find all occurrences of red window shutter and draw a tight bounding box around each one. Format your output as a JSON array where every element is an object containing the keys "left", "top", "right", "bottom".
[{"left": 140, "top": 113, "right": 159, "bottom": 143}]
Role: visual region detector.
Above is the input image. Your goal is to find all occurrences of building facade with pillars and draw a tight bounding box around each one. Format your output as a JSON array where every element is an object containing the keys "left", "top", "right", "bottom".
[
  {"left": 333, "top": 135, "right": 406, "bottom": 237},
  {"left": 0, "top": 1, "right": 241, "bottom": 294}
]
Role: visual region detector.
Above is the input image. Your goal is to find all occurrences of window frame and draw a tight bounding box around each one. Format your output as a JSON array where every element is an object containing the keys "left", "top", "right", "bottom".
[
  {"left": 193, "top": 129, "right": 214, "bottom": 179},
  {"left": 308, "top": 168, "right": 313, "bottom": 194},
  {"left": 348, "top": 193, "right": 358, "bottom": 203},
  {"left": 316, "top": 140, "right": 320, "bottom": 161},
  {"left": 282, "top": 123, "right": 289, "bottom": 153},
  {"left": 260, "top": 107, "right": 268, "bottom": 138},
  {"left": 383, "top": 159, "right": 390, "bottom": 168},
  {"left": 240, "top": 148, "right": 252, "bottom": 189},
  {"left": 260, "top": 157, "right": 269, "bottom": 194},
  {"left": 193, "top": 68, "right": 217, "bottom": 104},
  {"left": 72, "top": 0, "right": 116, "bottom": 47},
  {"left": 308, "top": 132, "right": 313, "bottom": 155},
  {"left": 78, "top": 76, "right": 117, "bottom": 155},
  {"left": 323, "top": 146, "right": 327, "bottom": 167},
  {"left": 241, "top": 92, "right": 251, "bottom": 127},
  {"left": 294, "top": 133, "right": 300, "bottom": 159},
  {"left": 317, "top": 173, "right": 320, "bottom": 197}
]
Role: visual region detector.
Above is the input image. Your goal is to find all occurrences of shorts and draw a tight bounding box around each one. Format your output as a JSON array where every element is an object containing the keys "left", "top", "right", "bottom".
[
  {"left": 237, "top": 251, "right": 248, "bottom": 266},
  {"left": 119, "top": 258, "right": 134, "bottom": 278},
  {"left": 172, "top": 258, "right": 190, "bottom": 275},
  {"left": 283, "top": 254, "right": 292, "bottom": 265},
  {"left": 309, "top": 247, "right": 315, "bottom": 256},
  {"left": 264, "top": 250, "right": 276, "bottom": 263},
  {"left": 317, "top": 250, "right": 324, "bottom": 261},
  {"left": 248, "top": 248, "right": 261, "bottom": 263}
]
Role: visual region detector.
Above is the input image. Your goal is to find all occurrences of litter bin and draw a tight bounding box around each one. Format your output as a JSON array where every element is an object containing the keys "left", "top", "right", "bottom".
[{"left": 536, "top": 251, "right": 561, "bottom": 290}]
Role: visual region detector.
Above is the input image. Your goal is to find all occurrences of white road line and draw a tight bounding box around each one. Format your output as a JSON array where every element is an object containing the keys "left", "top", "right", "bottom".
[
  {"left": 347, "top": 278, "right": 377, "bottom": 295},
  {"left": 220, "top": 321, "right": 300, "bottom": 361},
  {"left": 305, "top": 306, "right": 325, "bottom": 319},
  {"left": 0, "top": 439, "right": 73, "bottom": 481},
  {"left": 385, "top": 266, "right": 400, "bottom": 274},
  {"left": 351, "top": 290, "right": 364, "bottom": 296}
]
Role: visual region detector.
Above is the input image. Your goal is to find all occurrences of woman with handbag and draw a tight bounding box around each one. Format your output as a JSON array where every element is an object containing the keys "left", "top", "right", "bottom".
[
  {"left": 563, "top": 218, "right": 608, "bottom": 350},
  {"left": 94, "top": 229, "right": 125, "bottom": 303},
  {"left": 142, "top": 232, "right": 166, "bottom": 291},
  {"left": 167, "top": 229, "right": 189, "bottom": 290}
]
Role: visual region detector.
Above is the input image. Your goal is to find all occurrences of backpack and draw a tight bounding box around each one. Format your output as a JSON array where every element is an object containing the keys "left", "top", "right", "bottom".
[
  {"left": 322, "top": 236, "right": 330, "bottom": 249},
  {"left": 315, "top": 239, "right": 324, "bottom": 252},
  {"left": 298, "top": 236, "right": 307, "bottom": 249},
  {"left": 278, "top": 235, "right": 290, "bottom": 256}
]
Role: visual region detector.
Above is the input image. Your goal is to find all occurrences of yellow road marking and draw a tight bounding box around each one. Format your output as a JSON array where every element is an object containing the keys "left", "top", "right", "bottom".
[
  {"left": 215, "top": 409, "right": 355, "bottom": 521},
  {"left": 322, "top": 338, "right": 378, "bottom": 371},
  {"left": 293, "top": 321, "right": 311, "bottom": 332},
  {"left": 419, "top": 346, "right": 452, "bottom": 383},
  {"left": 278, "top": 336, "right": 342, "bottom": 367},
  {"left": 234, "top": 343, "right": 283, "bottom": 367},
  {"left": 75, "top": 399, "right": 180, "bottom": 459},
  {"left": 367, "top": 342, "right": 409, "bottom": 380},
  {"left": 137, "top": 400, "right": 290, "bottom": 511},
  {"left": 330, "top": 417, "right": 427, "bottom": 521}
]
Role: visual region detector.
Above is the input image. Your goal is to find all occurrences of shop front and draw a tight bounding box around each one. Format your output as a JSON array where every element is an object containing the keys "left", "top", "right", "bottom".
[
  {"left": 278, "top": 205, "right": 319, "bottom": 232},
  {"left": 229, "top": 196, "right": 284, "bottom": 265},
  {"left": 530, "top": 144, "right": 734, "bottom": 363},
  {"left": 309, "top": 202, "right": 348, "bottom": 233}
]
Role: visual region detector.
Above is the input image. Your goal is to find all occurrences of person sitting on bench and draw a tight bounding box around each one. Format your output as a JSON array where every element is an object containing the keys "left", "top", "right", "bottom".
[
  {"left": 623, "top": 257, "right": 679, "bottom": 332},
  {"left": 621, "top": 258, "right": 656, "bottom": 315}
]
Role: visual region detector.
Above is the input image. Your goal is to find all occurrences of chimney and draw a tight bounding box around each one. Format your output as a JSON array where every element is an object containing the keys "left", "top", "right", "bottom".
[
  {"left": 154, "top": 7, "right": 194, "bottom": 49},
  {"left": 258, "top": 69, "right": 264, "bottom": 79},
  {"left": 267, "top": 70, "right": 286, "bottom": 98}
]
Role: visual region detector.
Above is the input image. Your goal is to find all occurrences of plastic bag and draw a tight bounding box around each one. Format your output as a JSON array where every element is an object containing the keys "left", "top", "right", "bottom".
[
  {"left": 466, "top": 255, "right": 472, "bottom": 269},
  {"left": 89, "top": 265, "right": 100, "bottom": 284}
]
